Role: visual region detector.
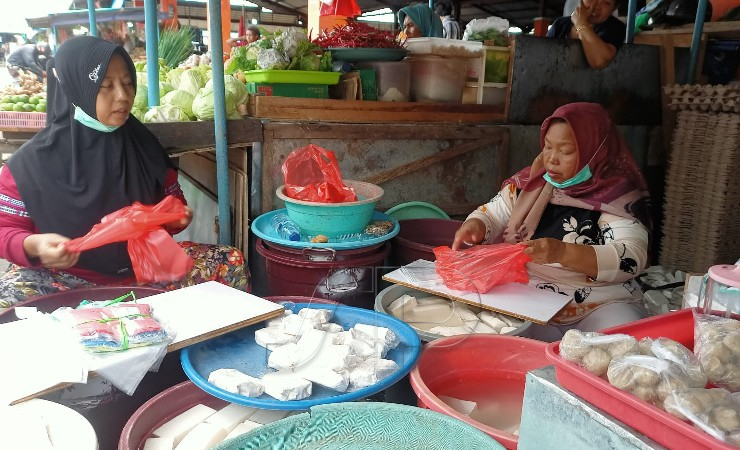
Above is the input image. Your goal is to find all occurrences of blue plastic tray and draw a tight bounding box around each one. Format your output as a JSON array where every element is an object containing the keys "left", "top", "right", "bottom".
[
  {"left": 181, "top": 303, "right": 421, "bottom": 410},
  {"left": 251, "top": 209, "right": 399, "bottom": 250}
]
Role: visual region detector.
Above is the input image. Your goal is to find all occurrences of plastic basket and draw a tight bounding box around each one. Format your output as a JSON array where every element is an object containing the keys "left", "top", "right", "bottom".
[
  {"left": 545, "top": 309, "right": 736, "bottom": 450},
  {"left": 242, "top": 70, "right": 340, "bottom": 85},
  {"left": 0, "top": 111, "right": 46, "bottom": 129}
]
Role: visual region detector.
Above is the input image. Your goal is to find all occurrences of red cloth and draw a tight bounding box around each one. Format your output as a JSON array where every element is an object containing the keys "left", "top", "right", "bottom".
[
  {"left": 319, "top": 0, "right": 362, "bottom": 17},
  {"left": 238, "top": 16, "right": 246, "bottom": 37}
]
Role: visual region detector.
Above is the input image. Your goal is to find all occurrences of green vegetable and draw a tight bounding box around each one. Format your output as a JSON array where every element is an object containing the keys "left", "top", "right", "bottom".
[
  {"left": 158, "top": 26, "right": 194, "bottom": 69},
  {"left": 191, "top": 86, "right": 240, "bottom": 121},
  {"left": 134, "top": 84, "right": 148, "bottom": 110},
  {"left": 466, "top": 29, "right": 508, "bottom": 47},
  {"left": 143, "top": 104, "right": 190, "bottom": 123},
  {"left": 134, "top": 61, "right": 146, "bottom": 72},
  {"left": 159, "top": 82, "right": 174, "bottom": 98},
  {"left": 162, "top": 89, "right": 195, "bottom": 120},
  {"left": 35, "top": 103, "right": 46, "bottom": 112},
  {"left": 130, "top": 106, "right": 145, "bottom": 121},
  {"left": 205, "top": 75, "right": 247, "bottom": 108},
  {"left": 179, "top": 70, "right": 205, "bottom": 96},
  {"left": 166, "top": 68, "right": 185, "bottom": 89}
]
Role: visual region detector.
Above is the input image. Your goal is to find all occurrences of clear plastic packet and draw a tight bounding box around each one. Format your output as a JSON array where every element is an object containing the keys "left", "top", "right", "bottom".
[
  {"left": 693, "top": 312, "right": 740, "bottom": 392},
  {"left": 664, "top": 387, "right": 732, "bottom": 421},
  {"left": 606, "top": 355, "right": 696, "bottom": 408},
  {"left": 678, "top": 393, "right": 740, "bottom": 446},
  {"left": 560, "top": 329, "right": 639, "bottom": 376},
  {"left": 649, "top": 337, "right": 708, "bottom": 388}
]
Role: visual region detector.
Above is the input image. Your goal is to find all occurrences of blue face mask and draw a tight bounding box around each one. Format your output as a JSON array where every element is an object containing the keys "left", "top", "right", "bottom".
[
  {"left": 74, "top": 105, "right": 120, "bottom": 132},
  {"left": 543, "top": 132, "right": 608, "bottom": 189}
]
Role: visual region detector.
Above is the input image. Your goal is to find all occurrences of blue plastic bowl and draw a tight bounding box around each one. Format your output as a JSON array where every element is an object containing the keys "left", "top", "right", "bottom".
[
  {"left": 276, "top": 180, "right": 383, "bottom": 237},
  {"left": 213, "top": 402, "right": 503, "bottom": 450}
]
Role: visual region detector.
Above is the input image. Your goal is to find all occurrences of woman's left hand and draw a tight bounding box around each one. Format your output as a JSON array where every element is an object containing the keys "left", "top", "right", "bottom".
[
  {"left": 523, "top": 238, "right": 566, "bottom": 265},
  {"left": 165, "top": 206, "right": 193, "bottom": 230}
]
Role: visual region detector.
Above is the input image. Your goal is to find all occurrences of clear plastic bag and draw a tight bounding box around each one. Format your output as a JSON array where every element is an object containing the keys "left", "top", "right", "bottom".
[
  {"left": 560, "top": 329, "right": 639, "bottom": 377},
  {"left": 693, "top": 312, "right": 740, "bottom": 392},
  {"left": 433, "top": 243, "right": 531, "bottom": 294},
  {"left": 664, "top": 387, "right": 731, "bottom": 421},
  {"left": 671, "top": 392, "right": 740, "bottom": 445},
  {"left": 649, "top": 337, "right": 708, "bottom": 388},
  {"left": 607, "top": 354, "right": 697, "bottom": 408}
]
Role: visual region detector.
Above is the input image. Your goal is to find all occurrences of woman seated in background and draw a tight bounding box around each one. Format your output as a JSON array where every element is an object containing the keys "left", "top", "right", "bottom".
[
  {"left": 0, "top": 36, "right": 249, "bottom": 308},
  {"left": 453, "top": 102, "right": 652, "bottom": 341},
  {"left": 398, "top": 3, "right": 444, "bottom": 39},
  {"left": 546, "top": 0, "right": 626, "bottom": 69}
]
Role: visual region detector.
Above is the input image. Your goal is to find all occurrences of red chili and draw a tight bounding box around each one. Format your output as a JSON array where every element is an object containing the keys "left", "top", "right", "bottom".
[{"left": 313, "top": 18, "right": 403, "bottom": 49}]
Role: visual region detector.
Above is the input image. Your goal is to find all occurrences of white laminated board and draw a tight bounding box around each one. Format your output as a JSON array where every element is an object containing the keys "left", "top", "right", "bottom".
[{"left": 382, "top": 260, "right": 571, "bottom": 324}]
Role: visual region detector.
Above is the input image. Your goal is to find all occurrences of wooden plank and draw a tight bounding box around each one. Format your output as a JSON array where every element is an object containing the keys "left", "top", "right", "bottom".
[
  {"left": 362, "top": 137, "right": 498, "bottom": 186},
  {"left": 248, "top": 96, "right": 506, "bottom": 123},
  {"left": 146, "top": 119, "right": 263, "bottom": 150},
  {"left": 264, "top": 121, "right": 506, "bottom": 141},
  {"left": 636, "top": 21, "right": 740, "bottom": 36}
]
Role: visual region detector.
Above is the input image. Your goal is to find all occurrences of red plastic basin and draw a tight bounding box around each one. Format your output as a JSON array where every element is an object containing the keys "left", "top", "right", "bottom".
[
  {"left": 391, "top": 219, "right": 462, "bottom": 266},
  {"left": 409, "top": 335, "right": 549, "bottom": 449}
]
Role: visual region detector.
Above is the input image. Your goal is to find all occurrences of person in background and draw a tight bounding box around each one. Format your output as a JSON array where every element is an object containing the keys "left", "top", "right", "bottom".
[
  {"left": 398, "top": 3, "right": 444, "bottom": 38},
  {"left": 100, "top": 26, "right": 122, "bottom": 45},
  {"left": 434, "top": 0, "right": 462, "bottom": 39},
  {"left": 227, "top": 25, "right": 261, "bottom": 47},
  {"left": 453, "top": 103, "right": 651, "bottom": 341},
  {"left": 0, "top": 36, "right": 250, "bottom": 308},
  {"left": 547, "top": 0, "right": 626, "bottom": 69},
  {"left": 6, "top": 42, "right": 50, "bottom": 83}
]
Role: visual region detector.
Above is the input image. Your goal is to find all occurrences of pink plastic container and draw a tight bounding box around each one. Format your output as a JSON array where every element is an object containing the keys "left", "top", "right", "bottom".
[
  {"left": 409, "top": 335, "right": 549, "bottom": 449},
  {"left": 390, "top": 219, "right": 462, "bottom": 266},
  {"left": 545, "top": 308, "right": 736, "bottom": 450}
]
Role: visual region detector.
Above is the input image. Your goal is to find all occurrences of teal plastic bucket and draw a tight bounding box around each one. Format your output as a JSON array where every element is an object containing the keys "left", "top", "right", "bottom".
[{"left": 276, "top": 180, "right": 383, "bottom": 237}]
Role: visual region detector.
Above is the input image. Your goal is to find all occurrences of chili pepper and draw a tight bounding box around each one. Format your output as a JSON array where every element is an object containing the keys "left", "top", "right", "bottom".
[{"left": 312, "top": 18, "right": 404, "bottom": 49}]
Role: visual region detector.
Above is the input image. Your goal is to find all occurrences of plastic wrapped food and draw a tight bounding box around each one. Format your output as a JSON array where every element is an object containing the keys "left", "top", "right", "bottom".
[
  {"left": 649, "top": 337, "right": 708, "bottom": 388},
  {"left": 560, "top": 329, "right": 639, "bottom": 376},
  {"left": 607, "top": 355, "right": 698, "bottom": 408},
  {"left": 694, "top": 312, "right": 740, "bottom": 392},
  {"left": 664, "top": 387, "right": 732, "bottom": 421},
  {"left": 676, "top": 393, "right": 740, "bottom": 446}
]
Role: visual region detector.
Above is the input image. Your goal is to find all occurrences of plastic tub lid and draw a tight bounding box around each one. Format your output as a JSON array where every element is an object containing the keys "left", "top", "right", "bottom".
[
  {"left": 708, "top": 264, "right": 740, "bottom": 288},
  {"left": 385, "top": 201, "right": 450, "bottom": 220}
]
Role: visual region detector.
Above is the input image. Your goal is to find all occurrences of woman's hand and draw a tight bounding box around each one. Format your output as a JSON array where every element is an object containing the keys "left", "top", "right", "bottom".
[
  {"left": 165, "top": 206, "right": 193, "bottom": 231},
  {"left": 523, "top": 238, "right": 566, "bottom": 264},
  {"left": 451, "top": 219, "right": 486, "bottom": 251},
  {"left": 524, "top": 238, "right": 598, "bottom": 278},
  {"left": 24, "top": 233, "right": 80, "bottom": 269}
]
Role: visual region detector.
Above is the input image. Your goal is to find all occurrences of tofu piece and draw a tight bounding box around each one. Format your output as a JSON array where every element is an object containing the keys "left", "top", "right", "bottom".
[
  {"left": 223, "top": 420, "right": 261, "bottom": 441},
  {"left": 429, "top": 326, "right": 468, "bottom": 337},
  {"left": 352, "top": 324, "right": 400, "bottom": 349},
  {"left": 296, "top": 329, "right": 330, "bottom": 356},
  {"left": 255, "top": 327, "right": 296, "bottom": 349},
  {"left": 153, "top": 404, "right": 216, "bottom": 445},
  {"left": 293, "top": 363, "right": 350, "bottom": 392},
  {"left": 280, "top": 314, "right": 322, "bottom": 336},
  {"left": 438, "top": 395, "right": 477, "bottom": 416},
  {"left": 478, "top": 311, "right": 507, "bottom": 332},
  {"left": 315, "top": 343, "right": 362, "bottom": 372},
  {"left": 297, "top": 308, "right": 333, "bottom": 324},
  {"left": 173, "top": 422, "right": 226, "bottom": 450},
  {"left": 500, "top": 326, "right": 519, "bottom": 334},
  {"left": 321, "top": 322, "right": 345, "bottom": 333},
  {"left": 346, "top": 334, "right": 386, "bottom": 358},
  {"left": 453, "top": 306, "right": 479, "bottom": 323},
  {"left": 265, "top": 310, "right": 292, "bottom": 327},
  {"left": 207, "top": 368, "right": 264, "bottom": 397},
  {"left": 388, "top": 294, "right": 417, "bottom": 317},
  {"left": 248, "top": 409, "right": 290, "bottom": 425},
  {"left": 143, "top": 437, "right": 175, "bottom": 450},
  {"left": 467, "top": 321, "right": 497, "bottom": 334},
  {"left": 349, "top": 359, "right": 400, "bottom": 390},
  {"left": 416, "top": 296, "right": 450, "bottom": 307},
  {"left": 331, "top": 331, "right": 352, "bottom": 345},
  {"left": 261, "top": 372, "right": 312, "bottom": 401},
  {"left": 205, "top": 403, "right": 257, "bottom": 433},
  {"left": 267, "top": 343, "right": 305, "bottom": 371}
]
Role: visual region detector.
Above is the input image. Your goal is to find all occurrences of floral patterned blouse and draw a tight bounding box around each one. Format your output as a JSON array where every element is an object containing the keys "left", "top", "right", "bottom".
[{"left": 467, "top": 184, "right": 649, "bottom": 324}]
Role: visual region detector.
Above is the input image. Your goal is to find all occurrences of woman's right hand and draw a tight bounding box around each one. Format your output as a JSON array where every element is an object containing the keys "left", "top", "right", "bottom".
[
  {"left": 451, "top": 219, "right": 486, "bottom": 251},
  {"left": 23, "top": 233, "right": 80, "bottom": 269}
]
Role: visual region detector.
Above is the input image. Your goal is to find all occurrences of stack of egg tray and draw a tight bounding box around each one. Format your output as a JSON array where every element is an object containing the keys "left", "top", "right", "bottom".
[{"left": 659, "top": 85, "right": 740, "bottom": 273}]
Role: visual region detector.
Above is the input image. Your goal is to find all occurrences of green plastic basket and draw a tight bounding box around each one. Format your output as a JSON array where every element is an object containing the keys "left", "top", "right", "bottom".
[
  {"left": 276, "top": 180, "right": 383, "bottom": 238},
  {"left": 243, "top": 70, "right": 341, "bottom": 85}
]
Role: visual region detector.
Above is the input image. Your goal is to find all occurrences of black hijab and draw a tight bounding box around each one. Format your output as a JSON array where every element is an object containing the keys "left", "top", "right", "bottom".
[{"left": 8, "top": 36, "right": 173, "bottom": 277}]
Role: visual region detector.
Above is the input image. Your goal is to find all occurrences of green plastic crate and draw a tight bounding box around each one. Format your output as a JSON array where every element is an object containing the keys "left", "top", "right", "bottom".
[
  {"left": 247, "top": 82, "right": 329, "bottom": 99},
  {"left": 243, "top": 70, "right": 340, "bottom": 84}
]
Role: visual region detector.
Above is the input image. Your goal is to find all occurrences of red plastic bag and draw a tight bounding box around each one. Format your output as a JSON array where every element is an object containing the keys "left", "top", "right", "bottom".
[
  {"left": 433, "top": 243, "right": 532, "bottom": 293},
  {"left": 282, "top": 144, "right": 357, "bottom": 203},
  {"left": 66, "top": 196, "right": 194, "bottom": 284},
  {"left": 319, "top": 0, "right": 362, "bottom": 17}
]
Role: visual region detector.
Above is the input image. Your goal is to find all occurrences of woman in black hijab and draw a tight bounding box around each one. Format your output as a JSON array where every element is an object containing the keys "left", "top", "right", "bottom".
[{"left": 0, "top": 36, "right": 249, "bottom": 307}]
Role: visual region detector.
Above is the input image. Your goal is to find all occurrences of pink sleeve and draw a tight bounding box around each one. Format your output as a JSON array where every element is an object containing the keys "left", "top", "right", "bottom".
[{"left": 0, "top": 166, "right": 36, "bottom": 266}]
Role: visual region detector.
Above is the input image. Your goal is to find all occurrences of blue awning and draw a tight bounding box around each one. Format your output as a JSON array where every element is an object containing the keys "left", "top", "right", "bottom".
[{"left": 26, "top": 7, "right": 171, "bottom": 29}]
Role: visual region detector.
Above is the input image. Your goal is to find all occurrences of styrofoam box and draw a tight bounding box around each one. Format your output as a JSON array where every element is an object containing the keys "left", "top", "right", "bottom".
[{"left": 405, "top": 38, "right": 483, "bottom": 59}]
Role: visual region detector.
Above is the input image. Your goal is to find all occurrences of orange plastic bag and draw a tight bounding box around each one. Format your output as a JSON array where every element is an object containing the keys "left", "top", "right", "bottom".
[
  {"left": 65, "top": 196, "right": 194, "bottom": 283},
  {"left": 282, "top": 144, "right": 357, "bottom": 203},
  {"left": 433, "top": 243, "right": 532, "bottom": 293}
]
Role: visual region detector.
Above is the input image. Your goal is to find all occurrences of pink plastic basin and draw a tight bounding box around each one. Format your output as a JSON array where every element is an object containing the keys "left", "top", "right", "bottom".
[{"left": 409, "top": 335, "right": 549, "bottom": 449}]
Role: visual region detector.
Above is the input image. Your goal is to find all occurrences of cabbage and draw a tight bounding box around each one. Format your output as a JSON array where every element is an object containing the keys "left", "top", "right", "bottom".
[
  {"left": 134, "top": 61, "right": 146, "bottom": 72},
  {"left": 159, "top": 82, "right": 174, "bottom": 98},
  {"left": 192, "top": 86, "right": 241, "bottom": 121},
  {"left": 130, "top": 106, "right": 145, "bottom": 122},
  {"left": 143, "top": 105, "right": 190, "bottom": 123},
  {"left": 162, "top": 89, "right": 195, "bottom": 120},
  {"left": 166, "top": 68, "right": 184, "bottom": 89},
  {"left": 257, "top": 48, "right": 288, "bottom": 70},
  {"left": 134, "top": 84, "right": 148, "bottom": 110},
  {"left": 136, "top": 72, "right": 147, "bottom": 86},
  {"left": 179, "top": 70, "right": 205, "bottom": 96},
  {"left": 205, "top": 75, "right": 247, "bottom": 108}
]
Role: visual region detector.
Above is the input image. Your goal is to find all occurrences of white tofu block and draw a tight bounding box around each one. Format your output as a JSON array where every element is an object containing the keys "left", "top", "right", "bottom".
[
  {"left": 429, "top": 326, "right": 468, "bottom": 337},
  {"left": 267, "top": 343, "right": 304, "bottom": 370},
  {"left": 500, "top": 326, "right": 518, "bottom": 334},
  {"left": 143, "top": 437, "right": 175, "bottom": 450},
  {"left": 293, "top": 364, "right": 350, "bottom": 392},
  {"left": 495, "top": 313, "right": 516, "bottom": 327},
  {"left": 296, "top": 329, "right": 330, "bottom": 356},
  {"left": 262, "top": 372, "right": 312, "bottom": 401},
  {"left": 173, "top": 422, "right": 226, "bottom": 450},
  {"left": 438, "top": 395, "right": 477, "bottom": 416},
  {"left": 153, "top": 404, "right": 217, "bottom": 445},
  {"left": 416, "top": 296, "right": 450, "bottom": 306},
  {"left": 346, "top": 335, "right": 386, "bottom": 358},
  {"left": 223, "top": 420, "right": 261, "bottom": 441},
  {"left": 255, "top": 327, "right": 296, "bottom": 349},
  {"left": 466, "top": 321, "right": 497, "bottom": 334},
  {"left": 315, "top": 343, "right": 362, "bottom": 372},
  {"left": 478, "top": 311, "right": 507, "bottom": 332},
  {"left": 280, "top": 314, "right": 322, "bottom": 336},
  {"left": 248, "top": 409, "right": 290, "bottom": 425},
  {"left": 352, "top": 323, "right": 400, "bottom": 349},
  {"left": 298, "top": 308, "right": 333, "bottom": 324},
  {"left": 205, "top": 403, "right": 257, "bottom": 433},
  {"left": 265, "top": 310, "right": 292, "bottom": 327},
  {"left": 349, "top": 359, "right": 400, "bottom": 390},
  {"left": 321, "top": 322, "right": 345, "bottom": 333},
  {"left": 207, "top": 368, "right": 264, "bottom": 397},
  {"left": 331, "top": 331, "right": 352, "bottom": 345},
  {"left": 1, "top": 414, "right": 53, "bottom": 450},
  {"left": 453, "top": 306, "right": 479, "bottom": 323},
  {"left": 388, "top": 294, "right": 418, "bottom": 317}
]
